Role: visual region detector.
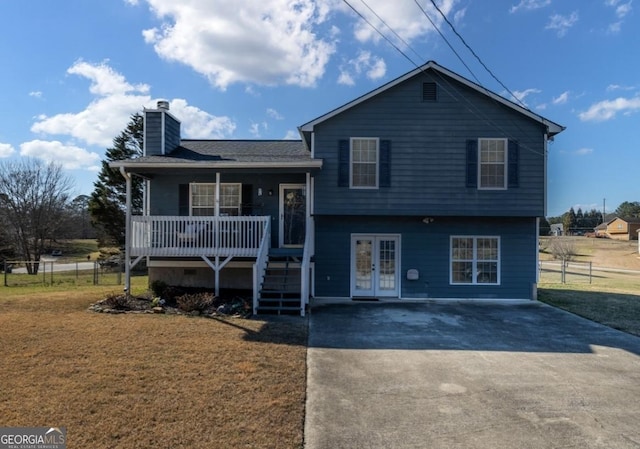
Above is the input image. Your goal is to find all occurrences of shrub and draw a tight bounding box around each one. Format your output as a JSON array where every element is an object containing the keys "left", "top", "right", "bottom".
[
  {"left": 176, "top": 292, "right": 215, "bottom": 313},
  {"left": 102, "top": 293, "right": 131, "bottom": 310},
  {"left": 550, "top": 237, "right": 577, "bottom": 261},
  {"left": 150, "top": 280, "right": 168, "bottom": 297}
]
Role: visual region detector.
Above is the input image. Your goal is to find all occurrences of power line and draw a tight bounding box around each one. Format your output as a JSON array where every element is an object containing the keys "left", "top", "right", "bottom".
[
  {"left": 427, "top": 0, "right": 527, "bottom": 108},
  {"left": 341, "top": 0, "right": 550, "bottom": 158},
  {"left": 342, "top": 0, "right": 420, "bottom": 67}
]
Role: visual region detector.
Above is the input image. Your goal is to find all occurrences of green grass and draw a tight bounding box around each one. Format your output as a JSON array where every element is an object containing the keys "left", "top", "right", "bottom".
[{"left": 539, "top": 279, "right": 640, "bottom": 337}]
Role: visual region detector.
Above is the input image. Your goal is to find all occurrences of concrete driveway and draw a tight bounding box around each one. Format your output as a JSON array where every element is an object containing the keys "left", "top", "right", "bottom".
[{"left": 305, "top": 301, "right": 640, "bottom": 449}]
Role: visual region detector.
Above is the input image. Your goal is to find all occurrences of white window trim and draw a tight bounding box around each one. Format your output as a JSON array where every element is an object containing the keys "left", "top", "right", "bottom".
[
  {"left": 478, "top": 138, "right": 508, "bottom": 190},
  {"left": 350, "top": 137, "right": 379, "bottom": 189},
  {"left": 449, "top": 235, "right": 501, "bottom": 285},
  {"left": 189, "top": 182, "right": 242, "bottom": 216}
]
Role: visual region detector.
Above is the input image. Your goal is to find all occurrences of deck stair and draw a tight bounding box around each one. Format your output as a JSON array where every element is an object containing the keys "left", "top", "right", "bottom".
[{"left": 257, "top": 248, "right": 304, "bottom": 315}]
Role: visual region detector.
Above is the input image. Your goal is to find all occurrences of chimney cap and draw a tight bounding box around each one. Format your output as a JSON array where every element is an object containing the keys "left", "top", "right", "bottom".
[{"left": 157, "top": 100, "right": 170, "bottom": 111}]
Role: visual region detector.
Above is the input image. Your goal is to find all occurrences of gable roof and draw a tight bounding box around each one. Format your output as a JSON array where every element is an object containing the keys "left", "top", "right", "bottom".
[
  {"left": 299, "top": 60, "right": 565, "bottom": 139},
  {"left": 111, "top": 140, "right": 322, "bottom": 171},
  {"left": 609, "top": 216, "right": 640, "bottom": 225}
]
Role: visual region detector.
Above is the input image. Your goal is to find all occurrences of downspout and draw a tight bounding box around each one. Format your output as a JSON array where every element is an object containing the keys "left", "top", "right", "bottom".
[{"left": 120, "top": 167, "right": 132, "bottom": 297}]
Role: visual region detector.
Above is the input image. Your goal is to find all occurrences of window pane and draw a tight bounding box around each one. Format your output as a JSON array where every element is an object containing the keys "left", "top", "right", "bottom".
[
  {"left": 477, "top": 238, "right": 498, "bottom": 260},
  {"left": 452, "top": 238, "right": 473, "bottom": 259},
  {"left": 477, "top": 262, "right": 497, "bottom": 283},
  {"left": 452, "top": 262, "right": 472, "bottom": 283}
]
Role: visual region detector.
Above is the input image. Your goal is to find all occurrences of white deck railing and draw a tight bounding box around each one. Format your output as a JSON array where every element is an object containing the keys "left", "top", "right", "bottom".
[{"left": 130, "top": 215, "right": 270, "bottom": 257}]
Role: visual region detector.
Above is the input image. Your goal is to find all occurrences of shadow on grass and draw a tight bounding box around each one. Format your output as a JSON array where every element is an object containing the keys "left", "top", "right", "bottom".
[{"left": 210, "top": 315, "right": 308, "bottom": 347}]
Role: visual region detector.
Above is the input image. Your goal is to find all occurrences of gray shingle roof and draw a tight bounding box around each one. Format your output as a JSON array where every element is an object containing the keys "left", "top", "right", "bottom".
[{"left": 112, "top": 139, "right": 321, "bottom": 170}]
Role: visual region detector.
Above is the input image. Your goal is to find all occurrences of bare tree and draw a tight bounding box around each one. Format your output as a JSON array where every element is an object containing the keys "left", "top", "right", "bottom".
[{"left": 0, "top": 159, "right": 74, "bottom": 274}]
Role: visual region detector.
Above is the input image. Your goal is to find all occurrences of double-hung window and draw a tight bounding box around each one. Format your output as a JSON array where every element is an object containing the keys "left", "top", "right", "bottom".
[
  {"left": 351, "top": 137, "right": 379, "bottom": 188},
  {"left": 450, "top": 236, "right": 500, "bottom": 285},
  {"left": 479, "top": 138, "right": 507, "bottom": 189},
  {"left": 190, "top": 183, "right": 241, "bottom": 216}
]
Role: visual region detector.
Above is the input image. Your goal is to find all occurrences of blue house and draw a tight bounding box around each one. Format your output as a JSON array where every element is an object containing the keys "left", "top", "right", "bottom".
[{"left": 112, "top": 61, "right": 564, "bottom": 315}]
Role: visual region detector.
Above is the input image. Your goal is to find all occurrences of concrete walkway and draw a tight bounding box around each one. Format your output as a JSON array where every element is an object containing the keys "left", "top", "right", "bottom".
[{"left": 305, "top": 301, "right": 640, "bottom": 449}]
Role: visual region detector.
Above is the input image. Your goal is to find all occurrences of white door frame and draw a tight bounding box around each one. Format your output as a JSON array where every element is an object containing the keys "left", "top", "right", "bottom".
[
  {"left": 279, "top": 183, "right": 307, "bottom": 248},
  {"left": 350, "top": 234, "right": 400, "bottom": 298}
]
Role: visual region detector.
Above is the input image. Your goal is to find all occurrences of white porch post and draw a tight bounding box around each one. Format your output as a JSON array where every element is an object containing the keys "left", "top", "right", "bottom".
[
  {"left": 120, "top": 167, "right": 132, "bottom": 295},
  {"left": 215, "top": 172, "right": 220, "bottom": 217}
]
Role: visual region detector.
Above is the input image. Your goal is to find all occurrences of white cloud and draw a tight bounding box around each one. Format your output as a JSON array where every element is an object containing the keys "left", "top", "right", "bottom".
[
  {"left": 606, "top": 0, "right": 633, "bottom": 18},
  {"left": 545, "top": 11, "right": 579, "bottom": 37},
  {"left": 509, "top": 0, "right": 551, "bottom": 14},
  {"left": 552, "top": 91, "right": 570, "bottom": 105},
  {"left": 574, "top": 147, "right": 594, "bottom": 156},
  {"left": 351, "top": 0, "right": 459, "bottom": 45},
  {"left": 338, "top": 51, "right": 386, "bottom": 86},
  {"left": 510, "top": 88, "right": 541, "bottom": 105},
  {"left": 19, "top": 140, "right": 101, "bottom": 170},
  {"left": 30, "top": 61, "right": 235, "bottom": 147},
  {"left": 29, "top": 91, "right": 43, "bottom": 98},
  {"left": 249, "top": 122, "right": 269, "bottom": 138},
  {"left": 579, "top": 96, "right": 640, "bottom": 121},
  {"left": 607, "top": 84, "right": 637, "bottom": 91},
  {"left": 0, "top": 143, "right": 16, "bottom": 157},
  {"left": 141, "top": 0, "right": 336, "bottom": 90},
  {"left": 267, "top": 108, "right": 284, "bottom": 120},
  {"left": 168, "top": 99, "right": 236, "bottom": 139},
  {"left": 283, "top": 130, "right": 299, "bottom": 140}
]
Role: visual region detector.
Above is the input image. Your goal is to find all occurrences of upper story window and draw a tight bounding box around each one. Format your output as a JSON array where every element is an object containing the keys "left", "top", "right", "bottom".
[
  {"left": 466, "top": 138, "right": 518, "bottom": 190},
  {"left": 479, "top": 138, "right": 507, "bottom": 189},
  {"left": 351, "top": 137, "right": 379, "bottom": 188},
  {"left": 190, "top": 183, "right": 241, "bottom": 216}
]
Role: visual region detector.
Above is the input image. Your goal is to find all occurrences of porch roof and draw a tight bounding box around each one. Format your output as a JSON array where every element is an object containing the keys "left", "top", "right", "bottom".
[{"left": 111, "top": 139, "right": 323, "bottom": 171}]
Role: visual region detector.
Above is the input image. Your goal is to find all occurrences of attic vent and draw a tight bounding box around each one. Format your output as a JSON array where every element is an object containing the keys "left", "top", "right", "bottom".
[{"left": 422, "top": 82, "right": 437, "bottom": 101}]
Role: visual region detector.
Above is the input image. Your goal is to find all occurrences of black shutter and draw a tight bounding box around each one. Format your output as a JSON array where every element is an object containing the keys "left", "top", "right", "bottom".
[
  {"left": 466, "top": 139, "right": 478, "bottom": 188},
  {"left": 338, "top": 139, "right": 349, "bottom": 187},
  {"left": 379, "top": 140, "right": 391, "bottom": 187},
  {"left": 178, "top": 184, "right": 190, "bottom": 216},
  {"left": 508, "top": 140, "right": 519, "bottom": 188}
]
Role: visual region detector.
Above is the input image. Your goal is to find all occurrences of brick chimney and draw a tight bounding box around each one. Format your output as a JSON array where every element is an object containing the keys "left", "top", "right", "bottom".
[{"left": 143, "top": 100, "right": 181, "bottom": 156}]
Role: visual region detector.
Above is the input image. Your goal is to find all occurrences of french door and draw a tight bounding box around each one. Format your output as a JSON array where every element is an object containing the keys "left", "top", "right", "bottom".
[
  {"left": 279, "top": 184, "right": 306, "bottom": 247},
  {"left": 351, "top": 234, "right": 400, "bottom": 297}
]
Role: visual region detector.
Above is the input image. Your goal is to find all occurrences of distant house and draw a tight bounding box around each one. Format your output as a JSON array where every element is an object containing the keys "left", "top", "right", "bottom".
[
  {"left": 112, "top": 61, "right": 564, "bottom": 315},
  {"left": 597, "top": 217, "right": 640, "bottom": 240},
  {"left": 550, "top": 223, "right": 563, "bottom": 236}
]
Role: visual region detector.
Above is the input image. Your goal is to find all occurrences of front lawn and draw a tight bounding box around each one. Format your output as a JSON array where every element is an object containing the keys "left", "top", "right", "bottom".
[{"left": 0, "top": 282, "right": 307, "bottom": 449}]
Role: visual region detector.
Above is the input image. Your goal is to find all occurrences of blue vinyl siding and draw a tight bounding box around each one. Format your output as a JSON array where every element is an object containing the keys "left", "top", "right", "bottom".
[
  {"left": 314, "top": 216, "right": 538, "bottom": 300},
  {"left": 312, "top": 70, "right": 548, "bottom": 217},
  {"left": 144, "top": 111, "right": 163, "bottom": 156},
  {"left": 144, "top": 111, "right": 181, "bottom": 156}
]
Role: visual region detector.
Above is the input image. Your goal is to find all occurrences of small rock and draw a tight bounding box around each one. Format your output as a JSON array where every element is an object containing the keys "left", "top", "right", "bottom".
[{"left": 152, "top": 306, "right": 164, "bottom": 314}]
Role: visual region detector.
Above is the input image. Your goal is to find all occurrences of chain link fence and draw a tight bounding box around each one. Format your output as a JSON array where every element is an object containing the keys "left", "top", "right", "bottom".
[{"left": 1, "top": 259, "right": 131, "bottom": 287}]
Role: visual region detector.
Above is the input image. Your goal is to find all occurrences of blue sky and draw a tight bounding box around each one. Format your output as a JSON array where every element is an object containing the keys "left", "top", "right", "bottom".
[{"left": 0, "top": 0, "right": 637, "bottom": 217}]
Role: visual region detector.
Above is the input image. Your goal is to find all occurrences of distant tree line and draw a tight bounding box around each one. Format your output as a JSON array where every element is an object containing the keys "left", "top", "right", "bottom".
[{"left": 545, "top": 201, "right": 640, "bottom": 236}]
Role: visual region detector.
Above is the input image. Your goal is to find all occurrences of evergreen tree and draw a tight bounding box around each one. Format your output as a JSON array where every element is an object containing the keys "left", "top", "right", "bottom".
[
  {"left": 562, "top": 207, "right": 577, "bottom": 235},
  {"left": 615, "top": 201, "right": 640, "bottom": 218},
  {"left": 89, "top": 113, "right": 144, "bottom": 246},
  {"left": 539, "top": 217, "right": 551, "bottom": 236}
]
